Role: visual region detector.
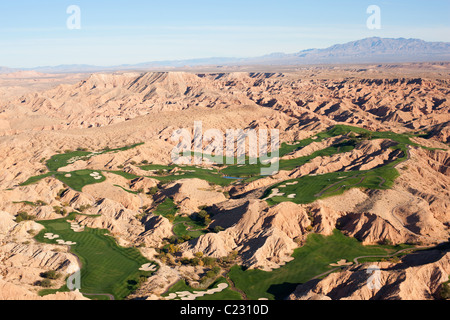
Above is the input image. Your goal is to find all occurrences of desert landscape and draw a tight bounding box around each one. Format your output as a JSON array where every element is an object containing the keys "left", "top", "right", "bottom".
[{"left": 0, "top": 52, "right": 448, "bottom": 301}]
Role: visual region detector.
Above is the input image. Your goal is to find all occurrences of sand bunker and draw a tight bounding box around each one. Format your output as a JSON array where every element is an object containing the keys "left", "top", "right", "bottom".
[
  {"left": 44, "top": 233, "right": 59, "bottom": 240},
  {"left": 166, "top": 283, "right": 229, "bottom": 300},
  {"left": 330, "top": 259, "right": 353, "bottom": 267},
  {"left": 139, "top": 263, "right": 157, "bottom": 272},
  {"left": 56, "top": 239, "right": 77, "bottom": 246},
  {"left": 263, "top": 188, "right": 285, "bottom": 201},
  {"left": 287, "top": 194, "right": 296, "bottom": 199},
  {"left": 67, "top": 220, "right": 85, "bottom": 233},
  {"left": 65, "top": 174, "right": 72, "bottom": 178},
  {"left": 89, "top": 172, "right": 103, "bottom": 180}
]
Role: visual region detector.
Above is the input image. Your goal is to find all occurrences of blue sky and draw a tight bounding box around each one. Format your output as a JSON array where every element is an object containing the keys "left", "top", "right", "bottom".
[{"left": 0, "top": 0, "right": 449, "bottom": 68}]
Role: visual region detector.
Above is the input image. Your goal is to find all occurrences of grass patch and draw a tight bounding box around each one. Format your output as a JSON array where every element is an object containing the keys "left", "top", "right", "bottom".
[
  {"left": 114, "top": 185, "right": 138, "bottom": 195},
  {"left": 154, "top": 198, "right": 179, "bottom": 222},
  {"left": 38, "top": 284, "right": 70, "bottom": 297},
  {"left": 154, "top": 198, "right": 209, "bottom": 239},
  {"left": 20, "top": 172, "right": 53, "bottom": 186}
]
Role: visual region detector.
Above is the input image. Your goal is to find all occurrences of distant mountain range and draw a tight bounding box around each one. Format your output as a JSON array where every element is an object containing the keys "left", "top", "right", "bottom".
[{"left": 2, "top": 37, "right": 450, "bottom": 73}]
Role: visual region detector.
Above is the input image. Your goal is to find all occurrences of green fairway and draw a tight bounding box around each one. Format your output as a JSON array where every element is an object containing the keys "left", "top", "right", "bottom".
[
  {"left": 262, "top": 131, "right": 414, "bottom": 206},
  {"left": 140, "top": 164, "right": 237, "bottom": 186},
  {"left": 220, "top": 124, "right": 442, "bottom": 181},
  {"left": 228, "top": 230, "right": 412, "bottom": 300},
  {"left": 264, "top": 164, "right": 400, "bottom": 205},
  {"left": 35, "top": 213, "right": 156, "bottom": 300},
  {"left": 46, "top": 143, "right": 144, "bottom": 172},
  {"left": 20, "top": 143, "right": 144, "bottom": 190},
  {"left": 221, "top": 139, "right": 358, "bottom": 178},
  {"left": 20, "top": 170, "right": 106, "bottom": 192}
]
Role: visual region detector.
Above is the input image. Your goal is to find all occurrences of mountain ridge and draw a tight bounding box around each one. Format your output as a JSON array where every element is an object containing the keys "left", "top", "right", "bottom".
[{"left": 1, "top": 37, "right": 450, "bottom": 74}]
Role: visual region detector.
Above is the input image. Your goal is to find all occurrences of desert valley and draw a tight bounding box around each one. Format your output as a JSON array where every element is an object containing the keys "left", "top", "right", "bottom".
[{"left": 0, "top": 60, "right": 449, "bottom": 301}]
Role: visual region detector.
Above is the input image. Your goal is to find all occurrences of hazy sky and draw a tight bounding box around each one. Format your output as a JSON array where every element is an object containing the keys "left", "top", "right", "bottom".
[{"left": 1, "top": 0, "right": 449, "bottom": 68}]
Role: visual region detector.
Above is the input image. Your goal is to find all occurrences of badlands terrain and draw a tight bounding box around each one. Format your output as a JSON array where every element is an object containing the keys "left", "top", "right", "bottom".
[{"left": 0, "top": 63, "right": 449, "bottom": 300}]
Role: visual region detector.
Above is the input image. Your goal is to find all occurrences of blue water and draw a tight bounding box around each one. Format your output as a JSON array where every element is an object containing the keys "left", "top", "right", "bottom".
[{"left": 223, "top": 176, "right": 244, "bottom": 180}]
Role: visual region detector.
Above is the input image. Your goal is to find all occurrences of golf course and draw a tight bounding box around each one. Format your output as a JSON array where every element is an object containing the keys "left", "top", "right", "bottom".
[
  {"left": 21, "top": 125, "right": 439, "bottom": 300},
  {"left": 35, "top": 213, "right": 157, "bottom": 300}
]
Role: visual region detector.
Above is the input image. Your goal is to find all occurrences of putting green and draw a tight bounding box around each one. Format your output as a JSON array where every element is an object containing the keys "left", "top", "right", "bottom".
[{"left": 35, "top": 213, "right": 156, "bottom": 300}]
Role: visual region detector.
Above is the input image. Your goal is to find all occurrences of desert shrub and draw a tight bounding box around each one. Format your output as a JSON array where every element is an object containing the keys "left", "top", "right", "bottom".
[
  {"left": 196, "top": 210, "right": 211, "bottom": 226},
  {"left": 167, "top": 244, "right": 179, "bottom": 254},
  {"left": 77, "top": 204, "right": 92, "bottom": 212},
  {"left": 379, "top": 239, "right": 393, "bottom": 246},
  {"left": 202, "top": 257, "right": 217, "bottom": 267},
  {"left": 35, "top": 279, "right": 52, "bottom": 288},
  {"left": 190, "top": 258, "right": 202, "bottom": 266},
  {"left": 35, "top": 200, "right": 48, "bottom": 206},
  {"left": 15, "top": 212, "right": 35, "bottom": 223},
  {"left": 40, "top": 270, "right": 60, "bottom": 280},
  {"left": 147, "top": 187, "right": 159, "bottom": 195},
  {"left": 57, "top": 189, "right": 66, "bottom": 198},
  {"left": 53, "top": 206, "right": 67, "bottom": 216},
  {"left": 194, "top": 252, "right": 204, "bottom": 258},
  {"left": 440, "top": 281, "right": 450, "bottom": 300}
]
